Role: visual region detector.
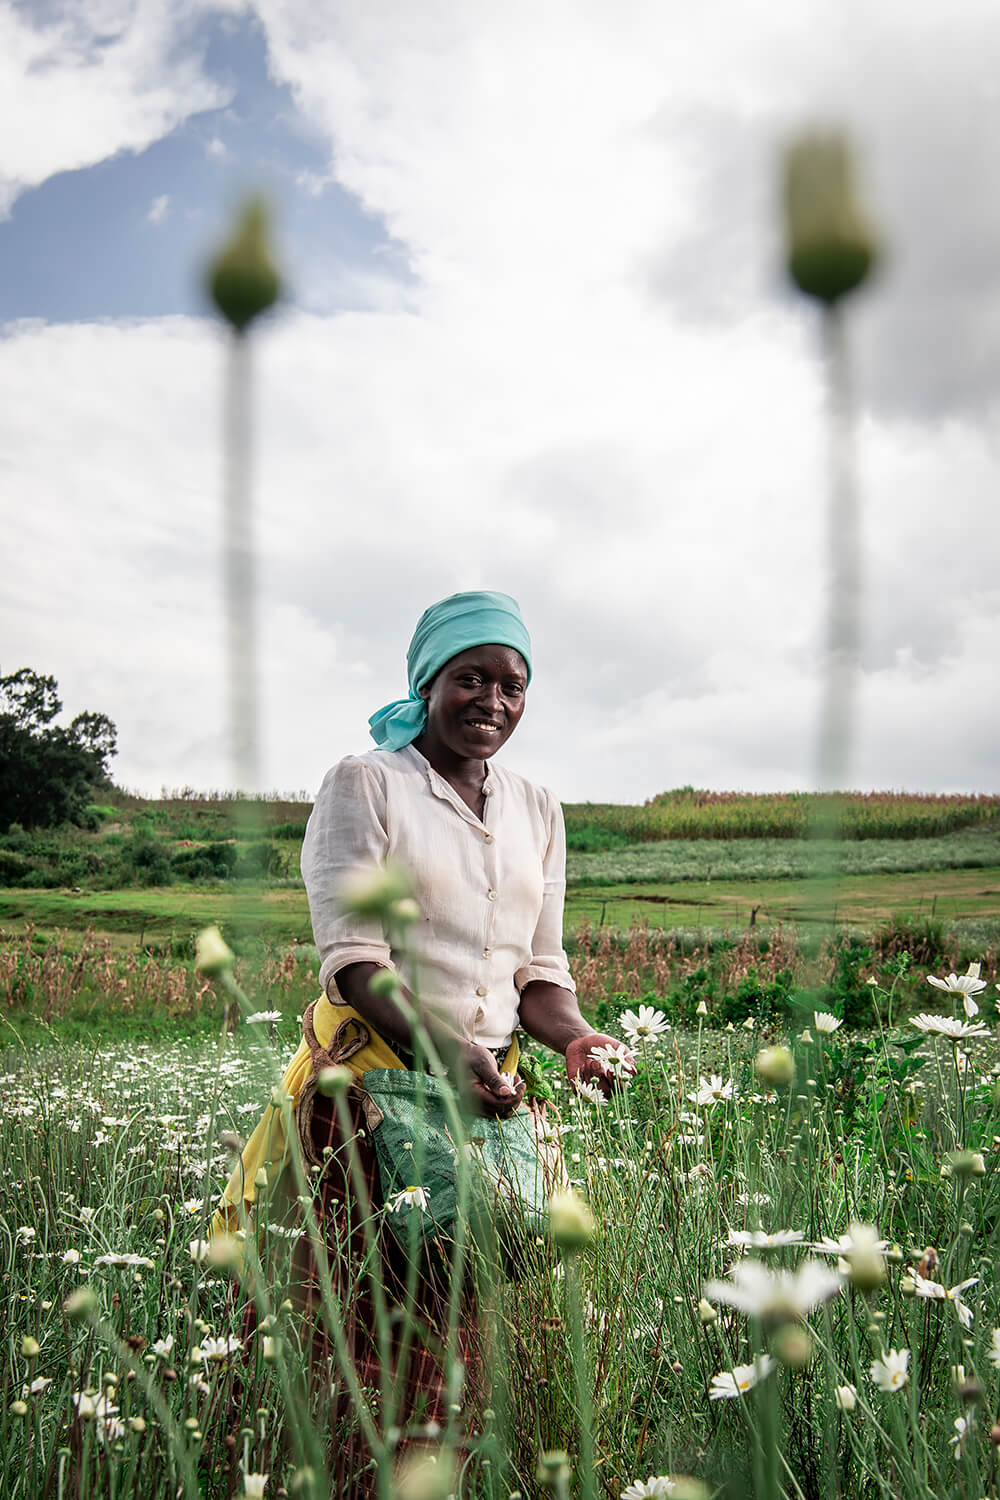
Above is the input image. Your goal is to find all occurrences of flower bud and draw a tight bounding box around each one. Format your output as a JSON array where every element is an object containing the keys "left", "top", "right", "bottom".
[
  {"left": 949, "top": 1150, "right": 986, "bottom": 1178},
  {"left": 340, "top": 861, "right": 413, "bottom": 920},
  {"left": 130, "top": 1416, "right": 147, "bottom": 1434},
  {"left": 835, "top": 1384, "right": 857, "bottom": 1412},
  {"left": 772, "top": 1323, "right": 813, "bottom": 1369},
  {"left": 207, "top": 197, "right": 281, "bottom": 334},
  {"left": 20, "top": 1336, "right": 40, "bottom": 1360},
  {"left": 547, "top": 1190, "right": 595, "bottom": 1252},
  {"left": 697, "top": 1297, "right": 717, "bottom": 1325},
  {"left": 755, "top": 1045, "right": 795, "bottom": 1088},
  {"left": 316, "top": 1065, "right": 354, "bottom": 1097},
  {"left": 195, "top": 925, "right": 235, "bottom": 978},
  {"left": 843, "top": 1223, "right": 885, "bottom": 1293},
  {"left": 254, "top": 1168, "right": 269, "bottom": 1190},
  {"left": 782, "top": 133, "right": 880, "bottom": 304},
  {"left": 394, "top": 1451, "right": 456, "bottom": 1500},
  {"left": 536, "top": 1452, "right": 572, "bottom": 1491},
  {"left": 10, "top": 1400, "right": 28, "bottom": 1418},
  {"left": 62, "top": 1285, "right": 98, "bottom": 1321}
]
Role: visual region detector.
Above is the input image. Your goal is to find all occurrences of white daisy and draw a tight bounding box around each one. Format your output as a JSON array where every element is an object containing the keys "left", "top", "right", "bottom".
[
  {"left": 388, "top": 1185, "right": 430, "bottom": 1212},
  {"left": 709, "top": 1356, "right": 776, "bottom": 1399},
  {"left": 909, "top": 1014, "right": 988, "bottom": 1040},
  {"left": 813, "top": 1011, "right": 843, "bottom": 1035},
  {"left": 726, "top": 1229, "right": 804, "bottom": 1252},
  {"left": 927, "top": 964, "right": 986, "bottom": 1017},
  {"left": 619, "top": 1006, "right": 671, "bottom": 1045},
  {"left": 689, "top": 1074, "right": 734, "bottom": 1107},
  {"left": 871, "top": 1348, "right": 909, "bottom": 1392},
  {"left": 200, "top": 1334, "right": 242, "bottom": 1363},
  {"left": 620, "top": 1477, "right": 675, "bottom": 1500},
  {"left": 704, "top": 1260, "right": 843, "bottom": 1323},
  {"left": 573, "top": 1078, "right": 610, "bottom": 1106},
  {"left": 245, "top": 1011, "right": 282, "bottom": 1026},
  {"left": 911, "top": 1271, "right": 978, "bottom": 1329},
  {"left": 588, "top": 1042, "right": 636, "bottom": 1078}
]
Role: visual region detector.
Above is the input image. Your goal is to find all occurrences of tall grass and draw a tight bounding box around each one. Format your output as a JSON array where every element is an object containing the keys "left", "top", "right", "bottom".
[
  {"left": 565, "top": 792, "right": 1000, "bottom": 846},
  {"left": 5, "top": 962, "right": 1000, "bottom": 1497}
]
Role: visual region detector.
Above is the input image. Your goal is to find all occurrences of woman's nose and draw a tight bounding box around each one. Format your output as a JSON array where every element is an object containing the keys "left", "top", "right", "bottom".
[{"left": 476, "top": 681, "right": 502, "bottom": 711}]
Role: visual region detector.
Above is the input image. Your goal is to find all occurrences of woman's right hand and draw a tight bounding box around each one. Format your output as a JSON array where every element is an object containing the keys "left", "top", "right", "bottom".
[{"left": 460, "top": 1043, "right": 526, "bottom": 1120}]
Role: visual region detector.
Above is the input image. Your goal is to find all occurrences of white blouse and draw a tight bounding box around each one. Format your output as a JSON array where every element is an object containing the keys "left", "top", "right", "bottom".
[{"left": 300, "top": 743, "right": 575, "bottom": 1049}]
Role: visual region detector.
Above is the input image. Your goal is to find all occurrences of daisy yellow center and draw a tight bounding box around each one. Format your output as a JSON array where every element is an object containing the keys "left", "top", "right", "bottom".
[{"left": 738, "top": 1377, "right": 751, "bottom": 1390}]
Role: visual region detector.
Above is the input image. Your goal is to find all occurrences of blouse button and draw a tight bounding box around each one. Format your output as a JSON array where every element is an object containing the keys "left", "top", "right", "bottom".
[
  {"left": 476, "top": 984, "right": 488, "bottom": 997},
  {"left": 482, "top": 948, "right": 492, "bottom": 958},
  {"left": 487, "top": 889, "right": 498, "bottom": 901},
  {"left": 484, "top": 832, "right": 495, "bottom": 844}
]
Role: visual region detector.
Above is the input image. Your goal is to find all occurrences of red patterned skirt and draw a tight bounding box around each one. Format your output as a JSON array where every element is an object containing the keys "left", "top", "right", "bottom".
[{"left": 261, "top": 1085, "right": 485, "bottom": 1493}]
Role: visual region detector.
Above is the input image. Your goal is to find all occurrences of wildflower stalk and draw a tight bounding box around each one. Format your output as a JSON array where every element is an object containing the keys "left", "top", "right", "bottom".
[{"left": 563, "top": 1251, "right": 597, "bottom": 1500}]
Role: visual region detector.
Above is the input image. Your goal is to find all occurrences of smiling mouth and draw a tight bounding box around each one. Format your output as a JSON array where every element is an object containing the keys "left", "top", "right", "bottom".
[{"left": 467, "top": 720, "right": 501, "bottom": 733}]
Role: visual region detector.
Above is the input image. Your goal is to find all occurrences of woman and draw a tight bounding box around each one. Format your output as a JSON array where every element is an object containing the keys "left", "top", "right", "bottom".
[{"left": 218, "top": 590, "right": 631, "bottom": 1484}]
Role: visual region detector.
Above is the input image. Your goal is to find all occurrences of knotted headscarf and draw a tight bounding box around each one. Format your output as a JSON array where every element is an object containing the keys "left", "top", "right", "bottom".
[{"left": 368, "top": 590, "right": 532, "bottom": 750}]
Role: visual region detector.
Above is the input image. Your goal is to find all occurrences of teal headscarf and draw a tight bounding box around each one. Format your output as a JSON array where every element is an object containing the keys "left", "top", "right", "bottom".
[{"left": 369, "top": 590, "right": 532, "bottom": 750}]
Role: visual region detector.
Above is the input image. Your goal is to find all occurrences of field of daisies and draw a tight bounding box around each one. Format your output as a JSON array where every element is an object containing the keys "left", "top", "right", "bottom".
[{"left": 3, "top": 956, "right": 1000, "bottom": 1500}]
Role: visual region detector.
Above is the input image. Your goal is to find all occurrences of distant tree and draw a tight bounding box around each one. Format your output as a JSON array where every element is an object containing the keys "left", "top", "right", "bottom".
[{"left": 0, "top": 669, "right": 118, "bottom": 831}]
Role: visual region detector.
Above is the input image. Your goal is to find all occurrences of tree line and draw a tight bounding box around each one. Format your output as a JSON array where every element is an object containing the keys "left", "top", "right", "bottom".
[{"left": 0, "top": 669, "right": 117, "bottom": 831}]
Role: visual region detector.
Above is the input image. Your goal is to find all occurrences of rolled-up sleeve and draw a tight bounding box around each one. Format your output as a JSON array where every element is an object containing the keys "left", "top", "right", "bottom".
[
  {"left": 514, "top": 790, "right": 576, "bottom": 995},
  {"left": 301, "top": 757, "right": 395, "bottom": 1000}
]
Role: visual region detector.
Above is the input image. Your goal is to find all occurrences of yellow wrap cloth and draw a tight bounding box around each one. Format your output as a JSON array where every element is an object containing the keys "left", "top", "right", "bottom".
[{"left": 212, "top": 991, "right": 519, "bottom": 1240}]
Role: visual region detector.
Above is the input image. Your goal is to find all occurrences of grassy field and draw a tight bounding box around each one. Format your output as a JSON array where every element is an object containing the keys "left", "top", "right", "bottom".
[
  {"left": 4, "top": 972, "right": 1000, "bottom": 1499},
  {"left": 4, "top": 862, "right": 1000, "bottom": 949}
]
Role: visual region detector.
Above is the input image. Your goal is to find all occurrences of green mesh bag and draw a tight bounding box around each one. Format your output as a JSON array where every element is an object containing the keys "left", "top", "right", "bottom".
[{"left": 362, "top": 1068, "right": 561, "bottom": 1259}]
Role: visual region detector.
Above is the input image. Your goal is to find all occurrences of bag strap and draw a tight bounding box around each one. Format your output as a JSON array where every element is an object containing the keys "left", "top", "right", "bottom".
[{"left": 302, "top": 1000, "right": 371, "bottom": 1077}]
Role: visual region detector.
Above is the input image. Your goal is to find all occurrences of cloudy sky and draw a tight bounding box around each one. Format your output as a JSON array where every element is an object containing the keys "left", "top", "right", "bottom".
[{"left": 3, "top": 0, "right": 998, "bottom": 803}]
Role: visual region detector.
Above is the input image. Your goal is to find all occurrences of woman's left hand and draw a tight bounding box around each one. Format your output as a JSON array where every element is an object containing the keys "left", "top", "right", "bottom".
[{"left": 565, "top": 1032, "right": 636, "bottom": 1098}]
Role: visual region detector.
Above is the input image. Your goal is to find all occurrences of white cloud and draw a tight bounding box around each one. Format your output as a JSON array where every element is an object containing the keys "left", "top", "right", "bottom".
[
  {"left": 147, "top": 193, "right": 171, "bottom": 225},
  {"left": 2, "top": 1, "right": 999, "bottom": 798},
  {"left": 205, "top": 135, "right": 230, "bottom": 161},
  {"left": 0, "top": 0, "right": 240, "bottom": 216}
]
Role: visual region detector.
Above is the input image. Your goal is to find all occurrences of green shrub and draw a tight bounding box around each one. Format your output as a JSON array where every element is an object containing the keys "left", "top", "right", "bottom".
[
  {"left": 272, "top": 819, "right": 308, "bottom": 840},
  {"left": 171, "top": 841, "right": 238, "bottom": 881}
]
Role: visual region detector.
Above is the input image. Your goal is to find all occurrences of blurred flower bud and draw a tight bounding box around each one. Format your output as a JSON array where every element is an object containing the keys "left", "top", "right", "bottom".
[
  {"left": 835, "top": 1384, "right": 857, "bottom": 1412},
  {"left": 843, "top": 1223, "right": 885, "bottom": 1292},
  {"left": 899, "top": 1275, "right": 916, "bottom": 1297},
  {"left": 782, "top": 132, "right": 880, "bottom": 304},
  {"left": 10, "top": 1400, "right": 28, "bottom": 1418},
  {"left": 207, "top": 197, "right": 281, "bottom": 334},
  {"left": 254, "top": 1168, "right": 269, "bottom": 1190},
  {"left": 773, "top": 1323, "right": 813, "bottom": 1369},
  {"left": 548, "top": 1190, "right": 595, "bottom": 1251},
  {"left": 536, "top": 1452, "right": 572, "bottom": 1492},
  {"left": 130, "top": 1416, "right": 147, "bottom": 1433},
  {"left": 948, "top": 1150, "right": 986, "bottom": 1178},
  {"left": 340, "top": 861, "right": 413, "bottom": 920},
  {"left": 394, "top": 1451, "right": 456, "bottom": 1500},
  {"left": 316, "top": 1065, "right": 354, "bottom": 1097},
  {"left": 390, "top": 898, "right": 421, "bottom": 927},
  {"left": 668, "top": 1483, "right": 709, "bottom": 1500},
  {"left": 21, "top": 1336, "right": 40, "bottom": 1360},
  {"left": 697, "top": 1297, "right": 717, "bottom": 1325},
  {"left": 756, "top": 1046, "right": 795, "bottom": 1088},
  {"left": 62, "top": 1285, "right": 98, "bottom": 1321},
  {"left": 959, "top": 1375, "right": 984, "bottom": 1406},
  {"left": 195, "top": 925, "right": 235, "bottom": 978}
]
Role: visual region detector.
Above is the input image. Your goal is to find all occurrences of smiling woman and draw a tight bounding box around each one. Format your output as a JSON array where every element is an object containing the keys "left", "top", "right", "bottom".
[{"left": 216, "top": 589, "right": 632, "bottom": 1492}]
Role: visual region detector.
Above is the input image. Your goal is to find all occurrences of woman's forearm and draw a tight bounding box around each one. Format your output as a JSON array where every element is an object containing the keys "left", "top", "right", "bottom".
[
  {"left": 333, "top": 962, "right": 466, "bottom": 1065},
  {"left": 517, "top": 980, "right": 594, "bottom": 1055}
]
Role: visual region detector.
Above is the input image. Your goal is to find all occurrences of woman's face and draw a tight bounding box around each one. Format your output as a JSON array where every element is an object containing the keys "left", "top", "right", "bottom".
[{"left": 419, "top": 645, "right": 528, "bottom": 761}]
